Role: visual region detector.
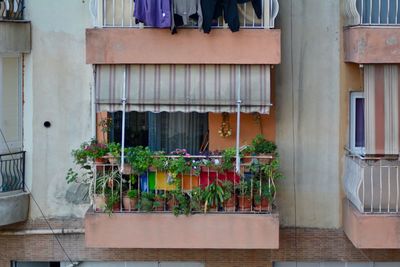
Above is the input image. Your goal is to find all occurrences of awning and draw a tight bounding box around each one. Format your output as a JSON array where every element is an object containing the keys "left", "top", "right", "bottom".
[{"left": 95, "top": 64, "right": 271, "bottom": 114}]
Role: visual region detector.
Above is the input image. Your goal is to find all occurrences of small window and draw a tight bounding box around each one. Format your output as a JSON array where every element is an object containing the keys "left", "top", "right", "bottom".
[
  {"left": 108, "top": 111, "right": 209, "bottom": 154},
  {"left": 349, "top": 92, "right": 365, "bottom": 155}
]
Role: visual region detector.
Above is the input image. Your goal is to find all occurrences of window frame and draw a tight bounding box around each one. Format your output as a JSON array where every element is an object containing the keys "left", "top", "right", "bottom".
[{"left": 349, "top": 91, "right": 365, "bottom": 155}]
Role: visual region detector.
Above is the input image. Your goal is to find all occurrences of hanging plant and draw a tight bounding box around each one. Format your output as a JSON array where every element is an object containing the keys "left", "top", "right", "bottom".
[{"left": 218, "top": 112, "right": 232, "bottom": 137}]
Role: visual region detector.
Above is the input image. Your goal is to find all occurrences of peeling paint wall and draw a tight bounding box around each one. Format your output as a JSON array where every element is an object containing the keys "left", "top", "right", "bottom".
[
  {"left": 23, "top": 0, "right": 93, "bottom": 218},
  {"left": 275, "top": 0, "right": 341, "bottom": 228}
]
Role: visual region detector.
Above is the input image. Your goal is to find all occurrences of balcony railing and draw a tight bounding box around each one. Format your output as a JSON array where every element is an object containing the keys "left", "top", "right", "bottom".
[
  {"left": 344, "top": 154, "right": 400, "bottom": 213},
  {"left": 0, "top": 0, "right": 24, "bottom": 20},
  {"left": 345, "top": 0, "right": 400, "bottom": 26},
  {"left": 89, "top": 0, "right": 279, "bottom": 29},
  {"left": 91, "top": 155, "right": 278, "bottom": 215},
  {"left": 0, "top": 151, "right": 25, "bottom": 193}
]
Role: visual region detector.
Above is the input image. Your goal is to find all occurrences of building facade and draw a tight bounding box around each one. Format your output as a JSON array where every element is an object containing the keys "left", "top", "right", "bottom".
[{"left": 0, "top": 0, "right": 400, "bottom": 266}]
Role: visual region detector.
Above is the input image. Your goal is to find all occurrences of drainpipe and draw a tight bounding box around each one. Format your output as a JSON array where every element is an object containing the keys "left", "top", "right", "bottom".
[
  {"left": 91, "top": 66, "right": 96, "bottom": 139},
  {"left": 235, "top": 66, "right": 241, "bottom": 174}
]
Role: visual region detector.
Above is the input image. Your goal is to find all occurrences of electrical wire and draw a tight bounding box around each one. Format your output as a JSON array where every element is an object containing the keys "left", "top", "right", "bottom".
[{"left": 0, "top": 127, "right": 75, "bottom": 265}]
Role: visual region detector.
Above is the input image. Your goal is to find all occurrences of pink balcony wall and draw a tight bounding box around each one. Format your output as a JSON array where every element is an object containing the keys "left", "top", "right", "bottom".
[{"left": 85, "top": 210, "right": 280, "bottom": 249}]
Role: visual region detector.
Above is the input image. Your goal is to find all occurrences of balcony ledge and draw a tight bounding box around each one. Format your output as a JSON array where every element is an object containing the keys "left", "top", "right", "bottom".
[
  {"left": 86, "top": 28, "right": 281, "bottom": 65},
  {"left": 343, "top": 199, "right": 400, "bottom": 249},
  {"left": 85, "top": 209, "right": 279, "bottom": 249},
  {"left": 0, "top": 20, "right": 31, "bottom": 54},
  {"left": 344, "top": 26, "right": 400, "bottom": 64},
  {"left": 0, "top": 191, "right": 29, "bottom": 226}
]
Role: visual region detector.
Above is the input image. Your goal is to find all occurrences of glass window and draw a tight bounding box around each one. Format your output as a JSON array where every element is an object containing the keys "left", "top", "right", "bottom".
[
  {"left": 350, "top": 92, "right": 365, "bottom": 155},
  {"left": 109, "top": 111, "right": 209, "bottom": 154}
]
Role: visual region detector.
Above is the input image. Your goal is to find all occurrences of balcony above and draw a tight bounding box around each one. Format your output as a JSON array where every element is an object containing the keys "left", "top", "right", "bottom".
[
  {"left": 0, "top": 0, "right": 30, "bottom": 54},
  {"left": 0, "top": 152, "right": 29, "bottom": 226},
  {"left": 343, "top": 0, "right": 400, "bottom": 63},
  {"left": 86, "top": 0, "right": 280, "bottom": 65},
  {"left": 343, "top": 155, "right": 400, "bottom": 248}
]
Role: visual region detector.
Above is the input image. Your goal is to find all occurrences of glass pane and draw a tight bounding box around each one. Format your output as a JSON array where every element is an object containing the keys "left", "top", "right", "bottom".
[{"left": 355, "top": 98, "right": 365, "bottom": 147}]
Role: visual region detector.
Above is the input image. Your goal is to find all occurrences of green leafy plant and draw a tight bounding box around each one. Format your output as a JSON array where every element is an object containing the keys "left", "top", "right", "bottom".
[
  {"left": 168, "top": 156, "right": 190, "bottom": 178},
  {"left": 221, "top": 148, "right": 236, "bottom": 171},
  {"left": 188, "top": 186, "right": 205, "bottom": 212},
  {"left": 138, "top": 192, "right": 155, "bottom": 212},
  {"left": 221, "top": 180, "right": 234, "bottom": 202},
  {"left": 127, "top": 189, "right": 138, "bottom": 199},
  {"left": 237, "top": 180, "right": 251, "bottom": 197},
  {"left": 254, "top": 182, "right": 274, "bottom": 204},
  {"left": 105, "top": 189, "right": 120, "bottom": 215},
  {"left": 252, "top": 134, "right": 277, "bottom": 155},
  {"left": 107, "top": 142, "right": 121, "bottom": 158},
  {"left": 169, "top": 190, "right": 191, "bottom": 216},
  {"left": 126, "top": 146, "right": 153, "bottom": 174},
  {"left": 260, "top": 158, "right": 284, "bottom": 181},
  {"left": 152, "top": 152, "right": 169, "bottom": 171},
  {"left": 204, "top": 180, "right": 224, "bottom": 211}
]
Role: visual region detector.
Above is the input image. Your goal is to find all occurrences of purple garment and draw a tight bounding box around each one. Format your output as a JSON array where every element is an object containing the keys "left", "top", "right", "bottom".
[{"left": 134, "top": 0, "right": 171, "bottom": 28}]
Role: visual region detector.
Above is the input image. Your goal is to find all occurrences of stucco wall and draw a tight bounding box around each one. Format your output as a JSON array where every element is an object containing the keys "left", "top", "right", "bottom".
[
  {"left": 275, "top": 0, "right": 341, "bottom": 228},
  {"left": 24, "top": 0, "right": 93, "bottom": 218}
]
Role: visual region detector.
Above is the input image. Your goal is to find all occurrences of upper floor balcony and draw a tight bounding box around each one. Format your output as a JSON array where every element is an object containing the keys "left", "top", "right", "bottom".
[
  {"left": 86, "top": 0, "right": 281, "bottom": 65},
  {"left": 344, "top": 0, "right": 400, "bottom": 63},
  {"left": 0, "top": 151, "right": 29, "bottom": 226},
  {"left": 343, "top": 153, "right": 400, "bottom": 248},
  {"left": 0, "top": 0, "right": 31, "bottom": 54}
]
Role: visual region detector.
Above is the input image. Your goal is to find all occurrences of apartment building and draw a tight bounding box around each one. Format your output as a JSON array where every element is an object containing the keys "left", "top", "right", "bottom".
[{"left": 0, "top": 0, "right": 400, "bottom": 266}]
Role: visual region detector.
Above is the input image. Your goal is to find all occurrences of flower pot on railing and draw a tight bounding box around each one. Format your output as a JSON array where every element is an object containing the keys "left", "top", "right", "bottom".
[
  {"left": 112, "top": 201, "right": 121, "bottom": 212},
  {"left": 238, "top": 196, "right": 252, "bottom": 211},
  {"left": 254, "top": 197, "right": 270, "bottom": 212},
  {"left": 122, "top": 195, "right": 138, "bottom": 211},
  {"left": 224, "top": 196, "right": 236, "bottom": 212},
  {"left": 122, "top": 163, "right": 132, "bottom": 175},
  {"left": 94, "top": 194, "right": 106, "bottom": 212},
  {"left": 153, "top": 195, "right": 166, "bottom": 211}
]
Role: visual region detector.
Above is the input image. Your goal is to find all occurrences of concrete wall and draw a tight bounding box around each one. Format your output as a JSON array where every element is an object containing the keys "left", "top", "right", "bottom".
[
  {"left": 275, "top": 0, "right": 341, "bottom": 228},
  {"left": 23, "top": 0, "right": 93, "bottom": 218},
  {"left": 0, "top": 191, "right": 29, "bottom": 226}
]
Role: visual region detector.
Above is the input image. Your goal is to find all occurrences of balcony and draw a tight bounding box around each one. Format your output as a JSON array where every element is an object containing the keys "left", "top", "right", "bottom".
[
  {"left": 344, "top": 0, "right": 400, "bottom": 63},
  {"left": 86, "top": 0, "right": 281, "bottom": 64},
  {"left": 0, "top": 151, "right": 29, "bottom": 226},
  {"left": 343, "top": 154, "right": 400, "bottom": 248},
  {"left": 0, "top": 0, "right": 31, "bottom": 54},
  {"left": 82, "top": 148, "right": 280, "bottom": 249}
]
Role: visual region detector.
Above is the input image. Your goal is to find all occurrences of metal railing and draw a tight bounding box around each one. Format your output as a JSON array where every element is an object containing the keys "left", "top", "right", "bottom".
[
  {"left": 344, "top": 154, "right": 400, "bottom": 213},
  {"left": 345, "top": 0, "right": 400, "bottom": 26},
  {"left": 0, "top": 151, "right": 25, "bottom": 193},
  {"left": 92, "top": 155, "right": 277, "bottom": 214},
  {"left": 0, "top": 0, "right": 24, "bottom": 20},
  {"left": 89, "top": 0, "right": 279, "bottom": 29}
]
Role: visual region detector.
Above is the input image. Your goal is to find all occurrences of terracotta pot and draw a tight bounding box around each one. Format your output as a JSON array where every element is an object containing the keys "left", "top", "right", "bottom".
[
  {"left": 224, "top": 196, "right": 236, "bottom": 212},
  {"left": 254, "top": 197, "right": 270, "bottom": 212},
  {"left": 122, "top": 195, "right": 138, "bottom": 211},
  {"left": 94, "top": 194, "right": 106, "bottom": 212},
  {"left": 108, "top": 156, "right": 118, "bottom": 165},
  {"left": 112, "top": 201, "right": 121, "bottom": 212},
  {"left": 122, "top": 163, "right": 132, "bottom": 175},
  {"left": 238, "top": 196, "right": 252, "bottom": 211},
  {"left": 167, "top": 198, "right": 177, "bottom": 211},
  {"left": 95, "top": 157, "right": 108, "bottom": 164},
  {"left": 153, "top": 196, "right": 165, "bottom": 211}
]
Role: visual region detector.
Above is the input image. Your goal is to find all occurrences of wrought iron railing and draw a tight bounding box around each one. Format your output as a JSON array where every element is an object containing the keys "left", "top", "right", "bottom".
[
  {"left": 0, "top": 151, "right": 25, "bottom": 193},
  {"left": 344, "top": 154, "right": 400, "bottom": 213},
  {"left": 345, "top": 0, "right": 400, "bottom": 26},
  {"left": 92, "top": 155, "right": 278, "bottom": 215},
  {"left": 0, "top": 0, "right": 24, "bottom": 20},
  {"left": 89, "top": 0, "right": 279, "bottom": 29}
]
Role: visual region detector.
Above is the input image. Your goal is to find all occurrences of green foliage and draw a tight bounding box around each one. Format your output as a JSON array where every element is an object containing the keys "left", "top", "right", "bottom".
[
  {"left": 104, "top": 189, "right": 120, "bottom": 215},
  {"left": 237, "top": 180, "right": 251, "bottom": 197},
  {"left": 254, "top": 182, "right": 274, "bottom": 204},
  {"left": 170, "top": 190, "right": 191, "bottom": 216},
  {"left": 168, "top": 156, "right": 190, "bottom": 178},
  {"left": 260, "top": 158, "right": 284, "bottom": 181},
  {"left": 107, "top": 142, "right": 121, "bottom": 158},
  {"left": 126, "top": 146, "right": 153, "bottom": 174},
  {"left": 152, "top": 152, "right": 169, "bottom": 171},
  {"left": 221, "top": 148, "right": 236, "bottom": 171},
  {"left": 221, "top": 180, "right": 234, "bottom": 201},
  {"left": 188, "top": 186, "right": 205, "bottom": 212},
  {"left": 127, "top": 189, "right": 138, "bottom": 199},
  {"left": 138, "top": 192, "right": 155, "bottom": 212},
  {"left": 252, "top": 134, "right": 277, "bottom": 154},
  {"left": 204, "top": 181, "right": 224, "bottom": 210}
]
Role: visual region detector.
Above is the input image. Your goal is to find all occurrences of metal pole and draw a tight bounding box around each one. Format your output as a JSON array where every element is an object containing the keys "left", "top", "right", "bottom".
[
  {"left": 121, "top": 66, "right": 127, "bottom": 173},
  {"left": 235, "top": 66, "right": 241, "bottom": 174}
]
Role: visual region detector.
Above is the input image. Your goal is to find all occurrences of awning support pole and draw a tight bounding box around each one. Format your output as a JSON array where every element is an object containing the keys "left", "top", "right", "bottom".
[
  {"left": 235, "top": 66, "right": 241, "bottom": 174},
  {"left": 120, "top": 66, "right": 127, "bottom": 173}
]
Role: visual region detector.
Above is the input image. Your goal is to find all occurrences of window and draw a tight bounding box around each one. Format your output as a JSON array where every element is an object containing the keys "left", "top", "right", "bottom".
[
  {"left": 0, "top": 55, "right": 22, "bottom": 154},
  {"left": 349, "top": 92, "right": 365, "bottom": 155},
  {"left": 108, "top": 111, "right": 209, "bottom": 154}
]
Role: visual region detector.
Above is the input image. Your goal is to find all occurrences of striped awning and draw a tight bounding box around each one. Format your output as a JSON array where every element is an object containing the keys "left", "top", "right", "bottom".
[
  {"left": 364, "top": 64, "right": 400, "bottom": 155},
  {"left": 95, "top": 64, "right": 271, "bottom": 114}
]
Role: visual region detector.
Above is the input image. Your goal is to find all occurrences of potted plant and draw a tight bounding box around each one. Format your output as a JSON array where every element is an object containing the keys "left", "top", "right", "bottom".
[
  {"left": 252, "top": 134, "right": 277, "bottom": 163},
  {"left": 237, "top": 180, "right": 252, "bottom": 211},
  {"left": 221, "top": 147, "right": 236, "bottom": 172},
  {"left": 138, "top": 192, "right": 155, "bottom": 212},
  {"left": 123, "top": 189, "right": 138, "bottom": 211},
  {"left": 204, "top": 180, "right": 224, "bottom": 212},
  {"left": 153, "top": 192, "right": 166, "bottom": 211},
  {"left": 105, "top": 189, "right": 120, "bottom": 214},
  {"left": 106, "top": 142, "right": 121, "bottom": 165},
  {"left": 254, "top": 181, "right": 273, "bottom": 212},
  {"left": 188, "top": 186, "right": 205, "bottom": 212},
  {"left": 221, "top": 180, "right": 235, "bottom": 212},
  {"left": 126, "top": 146, "right": 153, "bottom": 174},
  {"left": 168, "top": 190, "right": 191, "bottom": 216}
]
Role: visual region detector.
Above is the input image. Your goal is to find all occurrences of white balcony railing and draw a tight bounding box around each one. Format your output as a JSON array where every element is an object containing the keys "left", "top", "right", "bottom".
[
  {"left": 89, "top": 0, "right": 279, "bottom": 29},
  {"left": 345, "top": 0, "right": 400, "bottom": 26},
  {"left": 344, "top": 154, "right": 400, "bottom": 213}
]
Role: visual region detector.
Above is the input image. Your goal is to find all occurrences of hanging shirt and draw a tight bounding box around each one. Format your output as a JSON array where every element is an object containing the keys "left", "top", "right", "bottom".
[
  {"left": 173, "top": 0, "right": 203, "bottom": 27},
  {"left": 201, "top": 0, "right": 240, "bottom": 33},
  {"left": 134, "top": 0, "right": 171, "bottom": 28}
]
